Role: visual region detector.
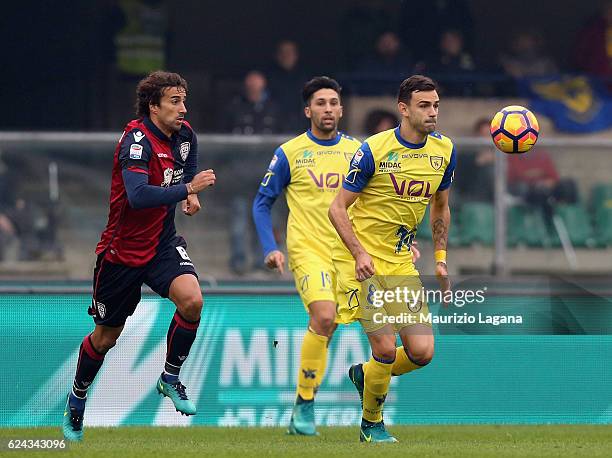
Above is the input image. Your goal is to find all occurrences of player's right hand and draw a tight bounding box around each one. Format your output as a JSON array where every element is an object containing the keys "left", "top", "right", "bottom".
[
  {"left": 264, "top": 250, "right": 285, "bottom": 275},
  {"left": 189, "top": 169, "right": 216, "bottom": 193},
  {"left": 435, "top": 261, "right": 451, "bottom": 307},
  {"left": 355, "top": 251, "right": 375, "bottom": 282}
]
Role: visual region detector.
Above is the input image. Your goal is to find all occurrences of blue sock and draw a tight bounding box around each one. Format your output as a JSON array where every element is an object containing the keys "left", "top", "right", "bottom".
[
  {"left": 162, "top": 372, "right": 179, "bottom": 384},
  {"left": 69, "top": 391, "right": 86, "bottom": 411}
]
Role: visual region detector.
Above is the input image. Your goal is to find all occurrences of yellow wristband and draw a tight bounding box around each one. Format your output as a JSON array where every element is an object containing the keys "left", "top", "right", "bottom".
[{"left": 434, "top": 250, "right": 447, "bottom": 263}]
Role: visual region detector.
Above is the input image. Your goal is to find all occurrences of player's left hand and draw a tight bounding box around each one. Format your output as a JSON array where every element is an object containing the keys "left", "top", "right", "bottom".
[
  {"left": 435, "top": 261, "right": 451, "bottom": 307},
  {"left": 182, "top": 194, "right": 201, "bottom": 216}
]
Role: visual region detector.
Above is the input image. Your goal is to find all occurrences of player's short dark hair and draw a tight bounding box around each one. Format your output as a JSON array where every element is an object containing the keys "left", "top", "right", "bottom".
[
  {"left": 135, "top": 71, "right": 188, "bottom": 117},
  {"left": 302, "top": 76, "right": 342, "bottom": 105},
  {"left": 397, "top": 75, "right": 437, "bottom": 104}
]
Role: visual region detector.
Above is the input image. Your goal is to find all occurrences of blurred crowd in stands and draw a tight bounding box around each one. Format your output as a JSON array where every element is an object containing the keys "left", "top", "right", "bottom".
[{"left": 219, "top": 2, "right": 612, "bottom": 134}]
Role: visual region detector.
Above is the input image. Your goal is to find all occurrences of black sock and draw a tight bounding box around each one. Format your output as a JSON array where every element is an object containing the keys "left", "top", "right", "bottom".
[
  {"left": 163, "top": 311, "right": 199, "bottom": 382},
  {"left": 71, "top": 334, "right": 105, "bottom": 408}
]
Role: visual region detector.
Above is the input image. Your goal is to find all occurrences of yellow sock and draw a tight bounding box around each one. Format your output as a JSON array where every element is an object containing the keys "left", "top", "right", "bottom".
[
  {"left": 297, "top": 329, "right": 328, "bottom": 401},
  {"left": 362, "top": 356, "right": 393, "bottom": 423},
  {"left": 313, "top": 337, "right": 329, "bottom": 395},
  {"left": 391, "top": 346, "right": 422, "bottom": 376}
]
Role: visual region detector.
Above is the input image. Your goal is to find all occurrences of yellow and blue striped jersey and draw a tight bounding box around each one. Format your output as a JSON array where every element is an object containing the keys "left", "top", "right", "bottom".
[
  {"left": 255, "top": 130, "right": 361, "bottom": 269},
  {"left": 342, "top": 127, "right": 456, "bottom": 264}
]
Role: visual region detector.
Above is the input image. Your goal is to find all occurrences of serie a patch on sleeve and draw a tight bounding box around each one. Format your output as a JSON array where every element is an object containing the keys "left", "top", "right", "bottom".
[{"left": 130, "top": 144, "right": 143, "bottom": 159}]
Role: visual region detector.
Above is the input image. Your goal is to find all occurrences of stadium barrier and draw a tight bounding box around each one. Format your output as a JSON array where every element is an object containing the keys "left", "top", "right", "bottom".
[
  {"left": 3, "top": 280, "right": 611, "bottom": 427},
  {"left": 0, "top": 133, "right": 610, "bottom": 278}
]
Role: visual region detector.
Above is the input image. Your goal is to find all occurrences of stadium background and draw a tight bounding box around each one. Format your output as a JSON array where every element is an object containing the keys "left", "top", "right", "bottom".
[{"left": 1, "top": 0, "right": 611, "bottom": 436}]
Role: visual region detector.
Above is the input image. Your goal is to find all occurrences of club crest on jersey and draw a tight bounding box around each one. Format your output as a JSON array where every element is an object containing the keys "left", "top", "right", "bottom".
[
  {"left": 344, "top": 152, "right": 354, "bottom": 162},
  {"left": 129, "top": 144, "right": 143, "bottom": 159},
  {"left": 133, "top": 130, "right": 145, "bottom": 142},
  {"left": 430, "top": 156, "right": 443, "bottom": 170},
  {"left": 162, "top": 168, "right": 173, "bottom": 187},
  {"left": 180, "top": 142, "right": 190, "bottom": 161}
]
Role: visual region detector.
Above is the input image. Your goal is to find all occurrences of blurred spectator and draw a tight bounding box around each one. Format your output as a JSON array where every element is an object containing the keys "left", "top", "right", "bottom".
[
  {"left": 399, "top": 0, "right": 474, "bottom": 62},
  {"left": 223, "top": 70, "right": 280, "bottom": 134},
  {"left": 6, "top": 198, "right": 39, "bottom": 261},
  {"left": 573, "top": 2, "right": 612, "bottom": 79},
  {"left": 456, "top": 118, "right": 495, "bottom": 202},
  {"left": 363, "top": 109, "right": 398, "bottom": 135},
  {"left": 426, "top": 30, "right": 476, "bottom": 95},
  {"left": 360, "top": 31, "right": 413, "bottom": 76},
  {"left": 508, "top": 149, "right": 578, "bottom": 229},
  {"left": 267, "top": 40, "right": 308, "bottom": 132},
  {"left": 500, "top": 31, "right": 558, "bottom": 78}
]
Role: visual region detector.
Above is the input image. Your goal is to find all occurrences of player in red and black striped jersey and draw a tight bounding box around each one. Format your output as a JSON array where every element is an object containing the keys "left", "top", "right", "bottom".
[{"left": 63, "top": 71, "right": 216, "bottom": 442}]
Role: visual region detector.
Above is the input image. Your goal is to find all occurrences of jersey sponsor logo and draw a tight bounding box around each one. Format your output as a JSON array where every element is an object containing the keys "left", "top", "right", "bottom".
[
  {"left": 430, "top": 156, "right": 443, "bottom": 170},
  {"left": 171, "top": 168, "right": 184, "bottom": 185},
  {"left": 316, "top": 149, "right": 341, "bottom": 156},
  {"left": 133, "top": 130, "right": 145, "bottom": 142},
  {"left": 308, "top": 170, "right": 345, "bottom": 190},
  {"left": 386, "top": 151, "right": 399, "bottom": 161},
  {"left": 157, "top": 153, "right": 170, "bottom": 158},
  {"left": 180, "top": 142, "right": 190, "bottom": 161},
  {"left": 129, "top": 144, "right": 143, "bottom": 159},
  {"left": 296, "top": 151, "right": 315, "bottom": 168},
  {"left": 162, "top": 168, "right": 173, "bottom": 187},
  {"left": 389, "top": 174, "right": 434, "bottom": 198},
  {"left": 402, "top": 152, "right": 428, "bottom": 159}
]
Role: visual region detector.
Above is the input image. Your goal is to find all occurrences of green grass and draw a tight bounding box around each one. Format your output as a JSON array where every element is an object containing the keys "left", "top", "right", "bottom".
[{"left": 1, "top": 425, "right": 611, "bottom": 457}]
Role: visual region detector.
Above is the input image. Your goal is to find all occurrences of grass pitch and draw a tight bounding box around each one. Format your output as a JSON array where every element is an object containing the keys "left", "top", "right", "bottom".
[{"left": 0, "top": 425, "right": 611, "bottom": 457}]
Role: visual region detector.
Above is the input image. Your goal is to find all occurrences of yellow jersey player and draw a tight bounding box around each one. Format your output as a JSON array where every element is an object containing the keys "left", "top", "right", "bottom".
[
  {"left": 329, "top": 75, "right": 455, "bottom": 443},
  {"left": 252, "top": 76, "right": 361, "bottom": 436}
]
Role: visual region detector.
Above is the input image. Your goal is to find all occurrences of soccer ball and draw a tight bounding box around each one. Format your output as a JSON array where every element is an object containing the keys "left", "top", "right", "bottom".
[{"left": 490, "top": 105, "right": 539, "bottom": 154}]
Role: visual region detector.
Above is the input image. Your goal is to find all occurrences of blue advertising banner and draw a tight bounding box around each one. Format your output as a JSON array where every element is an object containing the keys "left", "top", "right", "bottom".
[{"left": 1, "top": 294, "right": 611, "bottom": 428}]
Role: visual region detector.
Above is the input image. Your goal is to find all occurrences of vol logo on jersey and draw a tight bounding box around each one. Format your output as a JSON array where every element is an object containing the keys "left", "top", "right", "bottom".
[
  {"left": 389, "top": 174, "right": 434, "bottom": 198},
  {"left": 307, "top": 170, "right": 345, "bottom": 189}
]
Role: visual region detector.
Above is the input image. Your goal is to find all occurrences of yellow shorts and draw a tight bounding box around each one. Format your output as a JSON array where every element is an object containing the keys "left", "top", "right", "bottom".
[
  {"left": 333, "top": 252, "right": 430, "bottom": 333},
  {"left": 291, "top": 262, "right": 337, "bottom": 312}
]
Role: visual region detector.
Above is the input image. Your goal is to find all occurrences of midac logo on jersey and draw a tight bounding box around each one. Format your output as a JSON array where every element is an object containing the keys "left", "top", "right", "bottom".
[
  {"left": 133, "top": 131, "right": 145, "bottom": 142},
  {"left": 379, "top": 151, "right": 401, "bottom": 171},
  {"left": 296, "top": 150, "right": 315, "bottom": 168},
  {"left": 386, "top": 151, "right": 399, "bottom": 161},
  {"left": 129, "top": 144, "right": 143, "bottom": 159},
  {"left": 430, "top": 156, "right": 443, "bottom": 170}
]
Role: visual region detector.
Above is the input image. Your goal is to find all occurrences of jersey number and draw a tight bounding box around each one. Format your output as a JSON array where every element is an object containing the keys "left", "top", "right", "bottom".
[{"left": 395, "top": 226, "right": 416, "bottom": 254}]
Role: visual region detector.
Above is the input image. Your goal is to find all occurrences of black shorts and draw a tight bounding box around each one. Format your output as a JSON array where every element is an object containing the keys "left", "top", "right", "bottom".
[{"left": 89, "top": 236, "right": 198, "bottom": 327}]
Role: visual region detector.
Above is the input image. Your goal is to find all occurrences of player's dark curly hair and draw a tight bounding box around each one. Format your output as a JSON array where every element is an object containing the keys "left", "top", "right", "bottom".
[
  {"left": 302, "top": 76, "right": 342, "bottom": 105},
  {"left": 397, "top": 75, "right": 437, "bottom": 104},
  {"left": 135, "top": 71, "right": 188, "bottom": 117}
]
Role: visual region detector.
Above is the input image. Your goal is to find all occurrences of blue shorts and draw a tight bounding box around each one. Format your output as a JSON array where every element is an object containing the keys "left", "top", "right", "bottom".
[{"left": 89, "top": 236, "right": 198, "bottom": 327}]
